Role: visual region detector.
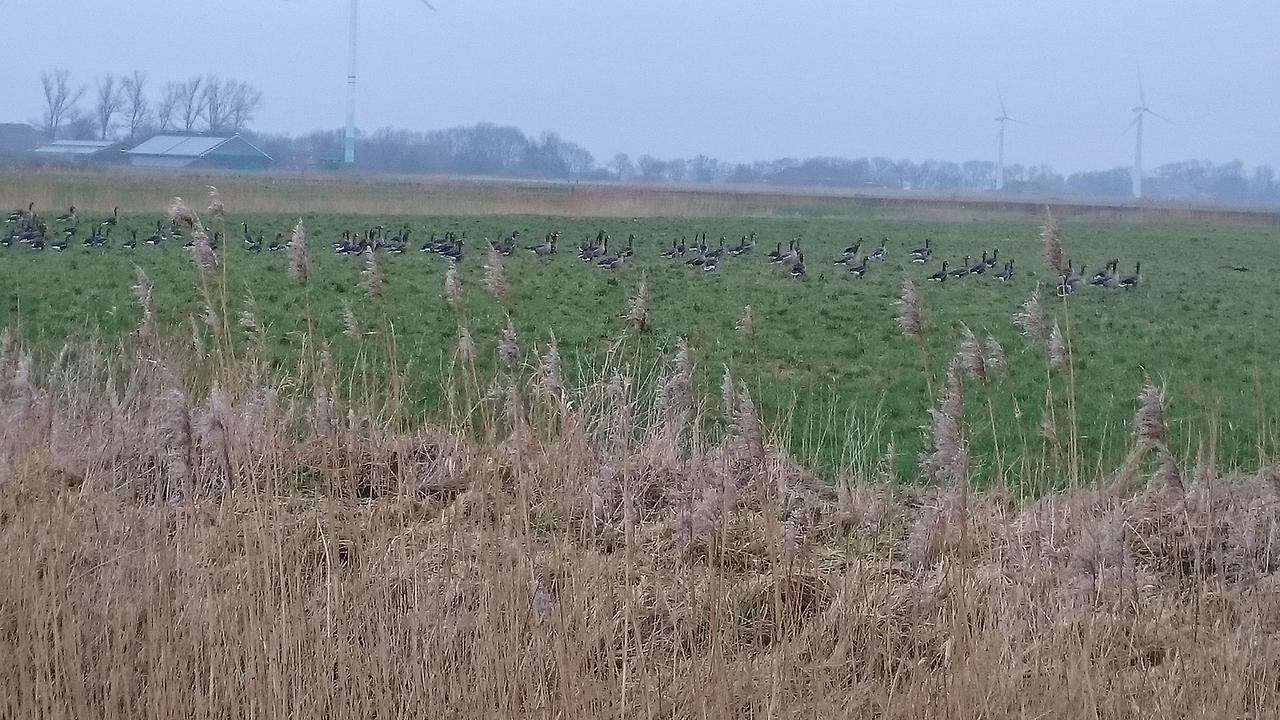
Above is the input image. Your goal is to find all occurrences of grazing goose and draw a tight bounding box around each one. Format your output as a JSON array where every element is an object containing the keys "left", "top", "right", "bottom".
[
  {"left": 995, "top": 259, "right": 1015, "bottom": 282},
  {"left": 1118, "top": 262, "right": 1142, "bottom": 289},
  {"left": 55, "top": 206, "right": 76, "bottom": 223},
  {"left": 847, "top": 255, "right": 869, "bottom": 278},
  {"left": 598, "top": 252, "right": 624, "bottom": 270},
  {"left": 789, "top": 252, "right": 807, "bottom": 278},
  {"left": 909, "top": 239, "right": 932, "bottom": 264},
  {"left": 834, "top": 241, "right": 861, "bottom": 266},
  {"left": 702, "top": 253, "right": 719, "bottom": 272},
  {"left": 928, "top": 261, "right": 950, "bottom": 282},
  {"left": 867, "top": 237, "right": 888, "bottom": 261},
  {"left": 1089, "top": 260, "right": 1117, "bottom": 286}
]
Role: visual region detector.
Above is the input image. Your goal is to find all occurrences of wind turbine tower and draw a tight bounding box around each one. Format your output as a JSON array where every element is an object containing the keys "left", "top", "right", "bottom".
[
  {"left": 344, "top": 0, "right": 436, "bottom": 165},
  {"left": 1126, "top": 79, "right": 1169, "bottom": 199},
  {"left": 994, "top": 95, "right": 1024, "bottom": 191}
]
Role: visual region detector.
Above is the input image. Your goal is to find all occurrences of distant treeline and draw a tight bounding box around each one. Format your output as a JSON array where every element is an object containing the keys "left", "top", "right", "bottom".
[{"left": 250, "top": 124, "right": 1280, "bottom": 205}]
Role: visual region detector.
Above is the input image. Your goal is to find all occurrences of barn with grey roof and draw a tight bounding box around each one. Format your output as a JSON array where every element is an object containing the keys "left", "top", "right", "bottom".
[{"left": 123, "top": 134, "right": 272, "bottom": 170}]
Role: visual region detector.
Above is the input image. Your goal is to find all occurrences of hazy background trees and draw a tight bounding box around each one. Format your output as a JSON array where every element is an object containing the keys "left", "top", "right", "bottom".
[
  {"left": 39, "top": 69, "right": 87, "bottom": 139},
  {"left": 20, "top": 69, "right": 1280, "bottom": 205}
]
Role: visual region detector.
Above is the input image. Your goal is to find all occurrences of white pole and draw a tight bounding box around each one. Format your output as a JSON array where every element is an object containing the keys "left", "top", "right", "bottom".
[
  {"left": 996, "top": 119, "right": 1006, "bottom": 191},
  {"left": 344, "top": 0, "right": 358, "bottom": 165},
  {"left": 1132, "top": 113, "right": 1143, "bottom": 199}
]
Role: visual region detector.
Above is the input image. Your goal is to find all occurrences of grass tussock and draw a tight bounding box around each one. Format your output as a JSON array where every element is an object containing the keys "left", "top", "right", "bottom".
[{"left": 0, "top": 328, "right": 1278, "bottom": 719}]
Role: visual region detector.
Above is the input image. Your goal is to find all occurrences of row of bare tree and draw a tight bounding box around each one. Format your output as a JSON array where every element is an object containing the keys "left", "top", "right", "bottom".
[{"left": 38, "top": 69, "right": 263, "bottom": 142}]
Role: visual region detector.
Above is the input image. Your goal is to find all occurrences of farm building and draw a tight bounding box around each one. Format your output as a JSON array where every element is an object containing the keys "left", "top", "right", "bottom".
[
  {"left": 33, "top": 139, "right": 124, "bottom": 164},
  {"left": 123, "top": 134, "right": 272, "bottom": 170},
  {"left": 0, "top": 123, "right": 43, "bottom": 159}
]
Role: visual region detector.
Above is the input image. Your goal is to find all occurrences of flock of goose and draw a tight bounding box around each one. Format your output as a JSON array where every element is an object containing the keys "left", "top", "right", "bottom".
[{"left": 5, "top": 202, "right": 1145, "bottom": 296}]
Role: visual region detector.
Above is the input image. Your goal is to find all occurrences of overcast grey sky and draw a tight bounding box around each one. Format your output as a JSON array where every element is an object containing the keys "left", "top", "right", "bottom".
[{"left": 5, "top": 1, "right": 1279, "bottom": 172}]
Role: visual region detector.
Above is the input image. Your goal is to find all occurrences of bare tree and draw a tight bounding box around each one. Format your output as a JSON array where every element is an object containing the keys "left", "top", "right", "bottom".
[
  {"left": 40, "top": 69, "right": 87, "bottom": 139},
  {"left": 227, "top": 80, "right": 263, "bottom": 132},
  {"left": 610, "top": 153, "right": 633, "bottom": 181},
  {"left": 203, "top": 76, "right": 231, "bottom": 133},
  {"left": 93, "top": 75, "right": 124, "bottom": 140},
  {"left": 177, "top": 76, "right": 206, "bottom": 132},
  {"left": 121, "top": 71, "right": 150, "bottom": 141},
  {"left": 156, "top": 82, "right": 182, "bottom": 131}
]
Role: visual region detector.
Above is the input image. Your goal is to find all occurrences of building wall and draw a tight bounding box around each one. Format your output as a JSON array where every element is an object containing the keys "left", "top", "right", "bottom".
[{"left": 127, "top": 156, "right": 196, "bottom": 168}]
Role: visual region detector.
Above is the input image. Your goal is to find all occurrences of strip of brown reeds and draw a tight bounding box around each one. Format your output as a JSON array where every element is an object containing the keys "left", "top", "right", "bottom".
[{"left": 0, "top": 328, "right": 1277, "bottom": 719}]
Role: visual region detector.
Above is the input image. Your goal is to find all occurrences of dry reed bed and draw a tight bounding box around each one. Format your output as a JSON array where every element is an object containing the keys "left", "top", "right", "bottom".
[{"left": 1, "top": 324, "right": 1278, "bottom": 719}]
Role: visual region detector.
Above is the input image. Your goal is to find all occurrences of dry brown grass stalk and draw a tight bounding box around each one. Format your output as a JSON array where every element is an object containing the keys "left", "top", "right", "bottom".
[{"left": 287, "top": 218, "right": 309, "bottom": 281}]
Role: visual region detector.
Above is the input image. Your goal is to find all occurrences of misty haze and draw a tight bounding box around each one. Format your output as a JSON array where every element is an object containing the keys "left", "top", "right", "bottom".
[{"left": 2, "top": 3, "right": 1279, "bottom": 719}]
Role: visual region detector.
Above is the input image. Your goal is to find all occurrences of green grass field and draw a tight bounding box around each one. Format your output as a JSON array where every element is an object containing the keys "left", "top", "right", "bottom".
[{"left": 4, "top": 194, "right": 1279, "bottom": 486}]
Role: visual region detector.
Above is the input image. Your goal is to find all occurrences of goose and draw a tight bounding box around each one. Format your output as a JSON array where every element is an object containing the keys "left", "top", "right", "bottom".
[
  {"left": 789, "top": 252, "right": 807, "bottom": 278},
  {"left": 55, "top": 206, "right": 76, "bottom": 223},
  {"left": 144, "top": 222, "right": 164, "bottom": 245},
  {"left": 984, "top": 248, "right": 999, "bottom": 268},
  {"left": 123, "top": 230, "right": 137, "bottom": 250},
  {"left": 928, "top": 261, "right": 950, "bottom": 282},
  {"left": 440, "top": 237, "right": 465, "bottom": 262},
  {"left": 6, "top": 202, "right": 33, "bottom": 223},
  {"left": 1056, "top": 265, "right": 1086, "bottom": 297},
  {"left": 242, "top": 222, "right": 253, "bottom": 245},
  {"left": 1089, "top": 260, "right": 1117, "bottom": 286},
  {"left": 50, "top": 235, "right": 68, "bottom": 252},
  {"left": 995, "top": 260, "right": 1015, "bottom": 282},
  {"left": 100, "top": 207, "right": 119, "bottom": 227},
  {"left": 702, "top": 253, "right": 719, "bottom": 272},
  {"left": 775, "top": 239, "right": 799, "bottom": 265},
  {"left": 660, "top": 239, "right": 679, "bottom": 258},
  {"left": 246, "top": 234, "right": 263, "bottom": 253},
  {"left": 598, "top": 252, "right": 624, "bottom": 270},
  {"left": 949, "top": 257, "right": 971, "bottom": 279},
  {"left": 532, "top": 236, "right": 557, "bottom": 256},
  {"left": 704, "top": 235, "right": 726, "bottom": 260},
  {"left": 580, "top": 237, "right": 608, "bottom": 262},
  {"left": 867, "top": 237, "right": 888, "bottom": 261},
  {"left": 268, "top": 233, "right": 286, "bottom": 252},
  {"left": 1118, "top": 262, "right": 1142, "bottom": 289},
  {"left": 909, "top": 240, "right": 932, "bottom": 264},
  {"left": 968, "top": 252, "right": 988, "bottom": 275},
  {"left": 834, "top": 241, "right": 862, "bottom": 266},
  {"left": 847, "top": 256, "right": 869, "bottom": 278},
  {"left": 765, "top": 241, "right": 784, "bottom": 262},
  {"left": 729, "top": 232, "right": 755, "bottom": 256},
  {"left": 620, "top": 234, "right": 635, "bottom": 258}
]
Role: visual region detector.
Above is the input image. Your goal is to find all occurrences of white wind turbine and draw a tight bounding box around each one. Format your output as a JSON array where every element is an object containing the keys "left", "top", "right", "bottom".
[
  {"left": 1125, "top": 77, "right": 1171, "bottom": 199},
  {"left": 344, "top": 0, "right": 436, "bottom": 165},
  {"left": 994, "top": 93, "right": 1026, "bottom": 191}
]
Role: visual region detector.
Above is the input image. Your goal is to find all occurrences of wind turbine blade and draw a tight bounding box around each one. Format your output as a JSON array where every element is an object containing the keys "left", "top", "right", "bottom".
[
  {"left": 999, "top": 90, "right": 1007, "bottom": 118},
  {"left": 1146, "top": 108, "right": 1173, "bottom": 123},
  {"left": 417, "top": 0, "right": 438, "bottom": 9},
  {"left": 1138, "top": 72, "right": 1146, "bottom": 106},
  {"left": 1008, "top": 116, "right": 1028, "bottom": 125},
  {"left": 1122, "top": 114, "right": 1140, "bottom": 135}
]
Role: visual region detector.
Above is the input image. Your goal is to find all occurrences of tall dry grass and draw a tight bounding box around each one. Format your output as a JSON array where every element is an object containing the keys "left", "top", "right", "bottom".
[{"left": 0, "top": 320, "right": 1278, "bottom": 718}]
